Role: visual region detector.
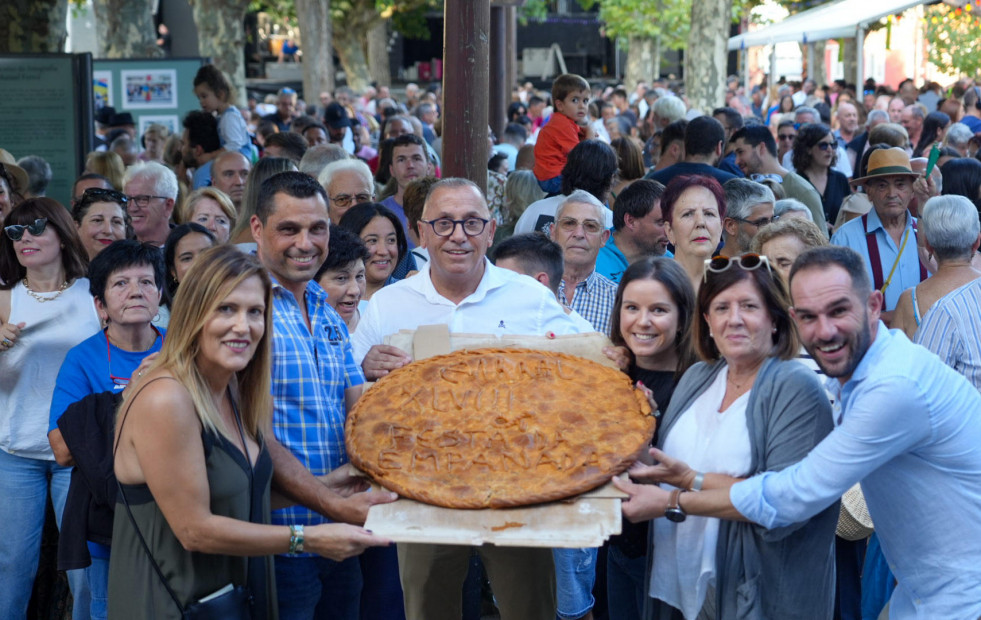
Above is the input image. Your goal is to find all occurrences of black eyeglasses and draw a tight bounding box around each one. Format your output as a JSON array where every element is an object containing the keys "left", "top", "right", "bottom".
[
  {"left": 127, "top": 194, "right": 168, "bottom": 208},
  {"left": 777, "top": 133, "right": 796, "bottom": 141},
  {"left": 815, "top": 141, "right": 835, "bottom": 151},
  {"left": 703, "top": 253, "right": 772, "bottom": 282},
  {"left": 83, "top": 187, "right": 129, "bottom": 205},
  {"left": 4, "top": 218, "right": 48, "bottom": 241},
  {"left": 421, "top": 217, "right": 490, "bottom": 237},
  {"left": 733, "top": 215, "right": 778, "bottom": 228}
]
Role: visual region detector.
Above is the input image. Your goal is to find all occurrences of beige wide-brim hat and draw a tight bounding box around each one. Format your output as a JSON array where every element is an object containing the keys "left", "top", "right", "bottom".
[
  {"left": 0, "top": 148, "right": 29, "bottom": 197},
  {"left": 850, "top": 147, "right": 921, "bottom": 187}
]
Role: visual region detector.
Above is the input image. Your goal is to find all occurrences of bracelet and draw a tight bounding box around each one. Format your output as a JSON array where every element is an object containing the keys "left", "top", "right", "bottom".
[
  {"left": 288, "top": 524, "right": 305, "bottom": 555},
  {"left": 691, "top": 471, "right": 704, "bottom": 492}
]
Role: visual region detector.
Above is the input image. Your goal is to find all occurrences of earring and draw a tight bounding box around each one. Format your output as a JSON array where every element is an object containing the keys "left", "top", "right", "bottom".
[{"left": 772, "top": 327, "right": 777, "bottom": 333}]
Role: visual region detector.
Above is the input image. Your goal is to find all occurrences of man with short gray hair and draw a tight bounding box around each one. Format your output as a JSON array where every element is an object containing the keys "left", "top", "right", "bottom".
[
  {"left": 943, "top": 122, "right": 973, "bottom": 157},
  {"left": 719, "top": 178, "right": 775, "bottom": 257},
  {"left": 551, "top": 190, "right": 617, "bottom": 334},
  {"left": 16, "top": 155, "right": 51, "bottom": 198},
  {"left": 318, "top": 158, "right": 375, "bottom": 224},
  {"left": 123, "top": 161, "right": 178, "bottom": 246}
]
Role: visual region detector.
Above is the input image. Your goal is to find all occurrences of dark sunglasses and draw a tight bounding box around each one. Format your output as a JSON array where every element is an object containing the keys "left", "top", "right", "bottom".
[
  {"left": 703, "top": 253, "right": 772, "bottom": 282},
  {"left": 82, "top": 187, "right": 129, "bottom": 205},
  {"left": 815, "top": 141, "right": 835, "bottom": 151},
  {"left": 5, "top": 218, "right": 48, "bottom": 241}
]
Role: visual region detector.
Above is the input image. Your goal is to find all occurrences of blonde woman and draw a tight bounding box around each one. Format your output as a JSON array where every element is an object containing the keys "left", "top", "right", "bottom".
[
  {"left": 179, "top": 187, "right": 236, "bottom": 243},
  {"left": 109, "top": 246, "right": 387, "bottom": 619}
]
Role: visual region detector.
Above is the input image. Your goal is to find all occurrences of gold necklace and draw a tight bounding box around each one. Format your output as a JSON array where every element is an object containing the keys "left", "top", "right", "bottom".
[{"left": 23, "top": 277, "right": 70, "bottom": 303}]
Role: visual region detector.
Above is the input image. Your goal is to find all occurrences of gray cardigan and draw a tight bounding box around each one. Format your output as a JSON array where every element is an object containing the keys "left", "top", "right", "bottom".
[{"left": 649, "top": 357, "right": 838, "bottom": 620}]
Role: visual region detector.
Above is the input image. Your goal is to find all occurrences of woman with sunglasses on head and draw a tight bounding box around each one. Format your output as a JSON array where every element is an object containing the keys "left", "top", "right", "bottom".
[
  {"left": 72, "top": 187, "right": 131, "bottom": 260},
  {"left": 0, "top": 198, "right": 100, "bottom": 618},
  {"left": 614, "top": 254, "right": 837, "bottom": 620},
  {"left": 46, "top": 240, "right": 166, "bottom": 620},
  {"left": 794, "top": 123, "right": 852, "bottom": 227},
  {"left": 661, "top": 175, "right": 726, "bottom": 294},
  {"left": 605, "top": 257, "right": 697, "bottom": 620}
]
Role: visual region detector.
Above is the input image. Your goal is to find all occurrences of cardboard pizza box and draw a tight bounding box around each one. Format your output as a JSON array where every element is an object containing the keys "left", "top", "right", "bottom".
[{"left": 361, "top": 325, "right": 630, "bottom": 548}]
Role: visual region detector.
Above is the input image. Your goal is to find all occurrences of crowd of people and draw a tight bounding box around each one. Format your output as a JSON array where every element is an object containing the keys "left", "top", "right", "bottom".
[{"left": 1, "top": 63, "right": 981, "bottom": 620}]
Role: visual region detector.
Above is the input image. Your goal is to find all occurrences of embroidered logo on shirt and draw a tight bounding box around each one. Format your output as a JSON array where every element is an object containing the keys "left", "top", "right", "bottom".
[{"left": 498, "top": 320, "right": 506, "bottom": 328}]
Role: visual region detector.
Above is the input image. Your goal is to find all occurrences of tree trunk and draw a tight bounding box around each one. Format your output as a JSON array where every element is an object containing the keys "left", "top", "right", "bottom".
[
  {"left": 367, "top": 20, "right": 390, "bottom": 87},
  {"left": 296, "top": 0, "right": 333, "bottom": 103},
  {"left": 812, "top": 40, "right": 827, "bottom": 87},
  {"left": 334, "top": 28, "right": 371, "bottom": 93},
  {"left": 684, "top": 0, "right": 732, "bottom": 115},
  {"left": 92, "top": 0, "right": 160, "bottom": 58},
  {"left": 625, "top": 36, "right": 654, "bottom": 90},
  {"left": 188, "top": 0, "right": 250, "bottom": 107},
  {"left": 0, "top": 0, "right": 68, "bottom": 53}
]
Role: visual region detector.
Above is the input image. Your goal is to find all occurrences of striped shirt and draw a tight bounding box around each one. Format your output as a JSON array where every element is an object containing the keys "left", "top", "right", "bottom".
[
  {"left": 914, "top": 278, "right": 981, "bottom": 393},
  {"left": 269, "top": 278, "right": 365, "bottom": 533},
  {"left": 557, "top": 270, "right": 617, "bottom": 336}
]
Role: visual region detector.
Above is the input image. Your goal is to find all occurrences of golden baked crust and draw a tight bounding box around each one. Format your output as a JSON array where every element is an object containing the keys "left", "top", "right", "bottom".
[{"left": 346, "top": 348, "right": 654, "bottom": 509}]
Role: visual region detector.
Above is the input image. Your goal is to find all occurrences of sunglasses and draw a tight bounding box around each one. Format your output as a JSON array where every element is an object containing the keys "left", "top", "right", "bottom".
[
  {"left": 815, "top": 141, "right": 835, "bottom": 151},
  {"left": 703, "top": 253, "right": 772, "bottom": 282},
  {"left": 4, "top": 218, "right": 48, "bottom": 241},
  {"left": 83, "top": 187, "right": 129, "bottom": 204}
]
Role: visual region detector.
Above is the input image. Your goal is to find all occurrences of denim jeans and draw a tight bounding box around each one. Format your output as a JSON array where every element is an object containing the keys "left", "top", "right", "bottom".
[
  {"left": 552, "top": 547, "right": 597, "bottom": 620},
  {"left": 606, "top": 544, "right": 647, "bottom": 620},
  {"left": 87, "top": 556, "right": 110, "bottom": 620},
  {"left": 274, "top": 554, "right": 362, "bottom": 620},
  {"left": 0, "top": 449, "right": 90, "bottom": 620}
]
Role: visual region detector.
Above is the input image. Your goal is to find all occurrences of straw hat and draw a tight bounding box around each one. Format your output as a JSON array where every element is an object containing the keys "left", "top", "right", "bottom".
[
  {"left": 0, "top": 149, "right": 29, "bottom": 196},
  {"left": 836, "top": 483, "right": 874, "bottom": 541},
  {"left": 850, "top": 147, "right": 921, "bottom": 187}
]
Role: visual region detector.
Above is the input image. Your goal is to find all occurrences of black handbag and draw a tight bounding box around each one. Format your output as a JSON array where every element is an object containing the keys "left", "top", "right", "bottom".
[{"left": 115, "top": 380, "right": 256, "bottom": 619}]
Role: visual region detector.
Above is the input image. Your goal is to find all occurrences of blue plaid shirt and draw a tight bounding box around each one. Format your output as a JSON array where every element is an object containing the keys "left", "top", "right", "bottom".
[
  {"left": 557, "top": 270, "right": 618, "bottom": 336},
  {"left": 269, "top": 278, "right": 364, "bottom": 530}
]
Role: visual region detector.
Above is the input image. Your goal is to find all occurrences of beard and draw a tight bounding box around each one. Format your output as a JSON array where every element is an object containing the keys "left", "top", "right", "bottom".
[{"left": 806, "top": 310, "right": 873, "bottom": 379}]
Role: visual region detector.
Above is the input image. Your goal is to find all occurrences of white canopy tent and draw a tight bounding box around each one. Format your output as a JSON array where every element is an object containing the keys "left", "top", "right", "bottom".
[{"left": 728, "top": 0, "right": 926, "bottom": 89}]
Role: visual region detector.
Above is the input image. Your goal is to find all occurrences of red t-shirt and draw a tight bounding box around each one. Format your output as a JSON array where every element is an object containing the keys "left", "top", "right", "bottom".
[{"left": 533, "top": 113, "right": 587, "bottom": 182}]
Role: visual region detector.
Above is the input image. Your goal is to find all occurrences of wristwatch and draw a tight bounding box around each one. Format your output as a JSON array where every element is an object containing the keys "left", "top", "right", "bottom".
[{"left": 665, "top": 488, "right": 688, "bottom": 523}]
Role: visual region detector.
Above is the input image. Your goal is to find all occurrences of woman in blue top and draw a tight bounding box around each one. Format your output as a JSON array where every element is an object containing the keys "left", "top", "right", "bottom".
[{"left": 47, "top": 239, "right": 166, "bottom": 620}]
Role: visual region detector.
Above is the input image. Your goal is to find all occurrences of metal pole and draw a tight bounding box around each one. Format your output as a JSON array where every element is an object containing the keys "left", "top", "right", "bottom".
[
  {"left": 856, "top": 27, "right": 864, "bottom": 91},
  {"left": 443, "top": 0, "right": 490, "bottom": 193}
]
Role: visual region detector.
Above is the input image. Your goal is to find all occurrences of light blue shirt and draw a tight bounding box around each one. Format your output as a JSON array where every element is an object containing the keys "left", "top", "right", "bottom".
[
  {"left": 594, "top": 233, "right": 672, "bottom": 284},
  {"left": 830, "top": 207, "right": 924, "bottom": 311},
  {"left": 914, "top": 277, "right": 981, "bottom": 393},
  {"left": 730, "top": 325, "right": 981, "bottom": 618}
]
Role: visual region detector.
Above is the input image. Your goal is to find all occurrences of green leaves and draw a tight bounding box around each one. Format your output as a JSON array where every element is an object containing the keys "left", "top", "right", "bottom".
[{"left": 924, "top": 2, "right": 981, "bottom": 77}]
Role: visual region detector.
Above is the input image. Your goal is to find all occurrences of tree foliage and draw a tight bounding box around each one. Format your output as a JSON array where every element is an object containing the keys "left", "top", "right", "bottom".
[{"left": 924, "top": 1, "right": 981, "bottom": 77}]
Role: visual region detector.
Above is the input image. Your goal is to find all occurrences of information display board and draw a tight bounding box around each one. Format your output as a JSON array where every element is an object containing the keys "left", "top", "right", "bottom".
[
  {"left": 0, "top": 54, "right": 93, "bottom": 208},
  {"left": 92, "top": 58, "right": 207, "bottom": 142}
]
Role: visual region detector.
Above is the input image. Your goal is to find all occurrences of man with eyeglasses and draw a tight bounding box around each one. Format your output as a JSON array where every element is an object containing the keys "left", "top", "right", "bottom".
[
  {"left": 730, "top": 125, "right": 827, "bottom": 236},
  {"left": 719, "top": 178, "right": 776, "bottom": 258},
  {"left": 122, "top": 162, "right": 178, "bottom": 247},
  {"left": 352, "top": 178, "right": 584, "bottom": 620},
  {"left": 551, "top": 190, "right": 617, "bottom": 335},
  {"left": 318, "top": 159, "right": 375, "bottom": 224}
]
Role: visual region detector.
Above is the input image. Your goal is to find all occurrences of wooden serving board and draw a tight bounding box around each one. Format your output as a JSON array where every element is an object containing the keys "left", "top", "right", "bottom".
[{"left": 363, "top": 476, "right": 627, "bottom": 548}]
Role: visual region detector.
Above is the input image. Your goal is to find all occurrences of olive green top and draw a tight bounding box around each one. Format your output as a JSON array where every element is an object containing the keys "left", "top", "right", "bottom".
[{"left": 108, "top": 429, "right": 276, "bottom": 619}]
